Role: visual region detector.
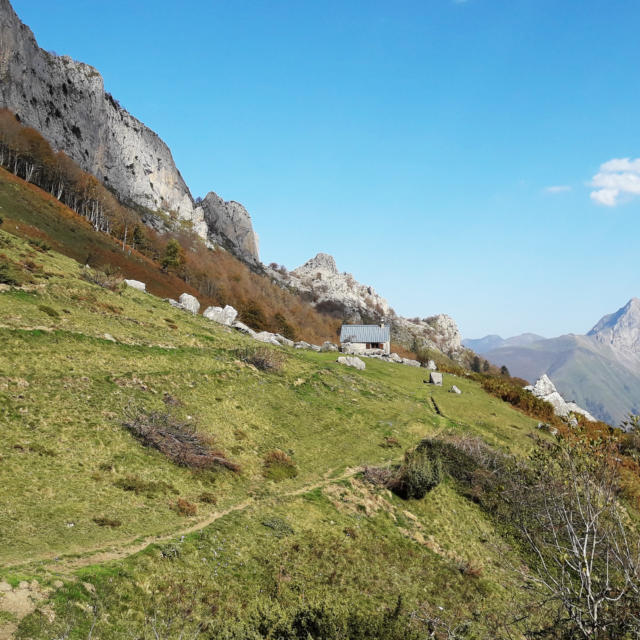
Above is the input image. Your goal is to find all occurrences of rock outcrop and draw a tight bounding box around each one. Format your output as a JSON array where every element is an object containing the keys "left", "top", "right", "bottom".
[
  {"left": 0, "top": 0, "right": 259, "bottom": 263},
  {"left": 525, "top": 375, "right": 596, "bottom": 422},
  {"left": 203, "top": 304, "right": 238, "bottom": 326}
]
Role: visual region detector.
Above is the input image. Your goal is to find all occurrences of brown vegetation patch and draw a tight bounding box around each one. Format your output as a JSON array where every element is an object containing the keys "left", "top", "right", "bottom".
[{"left": 123, "top": 408, "right": 239, "bottom": 472}]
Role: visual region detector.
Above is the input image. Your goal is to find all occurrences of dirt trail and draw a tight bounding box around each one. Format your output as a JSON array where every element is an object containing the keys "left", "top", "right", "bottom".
[{"left": 31, "top": 467, "right": 361, "bottom": 575}]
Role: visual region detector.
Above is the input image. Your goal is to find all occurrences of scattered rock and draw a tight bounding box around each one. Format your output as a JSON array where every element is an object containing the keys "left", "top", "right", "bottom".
[
  {"left": 273, "top": 334, "right": 295, "bottom": 347},
  {"left": 103, "top": 333, "right": 116, "bottom": 342},
  {"left": 337, "top": 356, "right": 366, "bottom": 371},
  {"left": 178, "top": 293, "right": 200, "bottom": 315},
  {"left": 124, "top": 279, "right": 146, "bottom": 292},
  {"left": 320, "top": 341, "right": 339, "bottom": 352},
  {"left": 427, "top": 360, "right": 437, "bottom": 371},
  {"left": 254, "top": 331, "right": 281, "bottom": 346},
  {"left": 232, "top": 321, "right": 256, "bottom": 337},
  {"left": 203, "top": 304, "right": 238, "bottom": 326},
  {"left": 388, "top": 353, "right": 403, "bottom": 363},
  {"left": 295, "top": 341, "right": 312, "bottom": 350},
  {"left": 449, "top": 385, "right": 462, "bottom": 394},
  {"left": 401, "top": 358, "right": 421, "bottom": 367},
  {"left": 429, "top": 372, "right": 443, "bottom": 386}
]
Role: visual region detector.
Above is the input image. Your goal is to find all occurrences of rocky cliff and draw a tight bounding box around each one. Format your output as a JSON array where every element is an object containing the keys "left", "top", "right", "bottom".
[
  {"left": 268, "top": 253, "right": 464, "bottom": 359},
  {"left": 0, "top": 0, "right": 259, "bottom": 263}
]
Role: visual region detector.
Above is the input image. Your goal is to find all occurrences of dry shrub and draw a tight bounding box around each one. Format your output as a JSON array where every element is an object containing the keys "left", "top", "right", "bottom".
[
  {"left": 199, "top": 492, "right": 217, "bottom": 504},
  {"left": 123, "top": 407, "right": 239, "bottom": 472},
  {"left": 235, "top": 346, "right": 284, "bottom": 372},
  {"left": 81, "top": 266, "right": 123, "bottom": 291},
  {"left": 172, "top": 498, "right": 197, "bottom": 516},
  {"left": 263, "top": 449, "right": 298, "bottom": 481},
  {"left": 361, "top": 465, "right": 393, "bottom": 486},
  {"left": 113, "top": 475, "right": 177, "bottom": 497}
]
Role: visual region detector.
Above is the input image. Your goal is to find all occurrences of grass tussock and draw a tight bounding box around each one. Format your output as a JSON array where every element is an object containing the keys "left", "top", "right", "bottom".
[
  {"left": 123, "top": 407, "right": 240, "bottom": 472},
  {"left": 92, "top": 516, "right": 122, "bottom": 528},
  {"left": 263, "top": 450, "right": 298, "bottom": 481}
]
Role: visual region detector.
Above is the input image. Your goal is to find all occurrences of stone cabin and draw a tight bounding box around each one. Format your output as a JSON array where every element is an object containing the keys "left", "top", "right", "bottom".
[{"left": 340, "top": 324, "right": 391, "bottom": 355}]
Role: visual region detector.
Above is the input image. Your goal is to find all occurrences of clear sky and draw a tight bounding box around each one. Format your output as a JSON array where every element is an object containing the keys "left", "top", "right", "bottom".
[{"left": 12, "top": 0, "right": 640, "bottom": 339}]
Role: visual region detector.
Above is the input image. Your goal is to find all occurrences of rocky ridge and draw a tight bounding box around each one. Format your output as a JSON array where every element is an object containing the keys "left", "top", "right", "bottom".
[
  {"left": 0, "top": 0, "right": 259, "bottom": 264},
  {"left": 268, "top": 253, "right": 464, "bottom": 359}
]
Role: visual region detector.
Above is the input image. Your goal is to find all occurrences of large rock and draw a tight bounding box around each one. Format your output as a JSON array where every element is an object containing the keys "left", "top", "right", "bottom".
[
  {"left": 320, "top": 341, "right": 339, "bottom": 352},
  {"left": 178, "top": 293, "right": 200, "bottom": 315},
  {"left": 337, "top": 356, "right": 366, "bottom": 371},
  {"left": 124, "top": 279, "right": 146, "bottom": 292},
  {"left": 429, "top": 372, "right": 443, "bottom": 386},
  {"left": 0, "top": 0, "right": 259, "bottom": 263},
  {"left": 449, "top": 385, "right": 462, "bottom": 394},
  {"left": 401, "top": 358, "right": 421, "bottom": 367},
  {"left": 426, "top": 360, "right": 437, "bottom": 371},
  {"left": 203, "top": 304, "right": 237, "bottom": 326}
]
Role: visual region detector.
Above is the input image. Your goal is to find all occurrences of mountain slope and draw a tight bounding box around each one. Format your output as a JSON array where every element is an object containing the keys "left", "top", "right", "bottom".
[{"left": 0, "top": 0, "right": 259, "bottom": 263}]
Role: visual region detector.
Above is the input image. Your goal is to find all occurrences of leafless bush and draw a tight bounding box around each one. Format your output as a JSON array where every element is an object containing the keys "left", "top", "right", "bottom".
[
  {"left": 123, "top": 406, "right": 239, "bottom": 472},
  {"left": 81, "top": 266, "right": 122, "bottom": 291}
]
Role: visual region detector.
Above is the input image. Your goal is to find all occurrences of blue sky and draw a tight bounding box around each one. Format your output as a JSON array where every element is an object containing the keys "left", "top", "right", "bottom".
[{"left": 13, "top": 0, "right": 640, "bottom": 339}]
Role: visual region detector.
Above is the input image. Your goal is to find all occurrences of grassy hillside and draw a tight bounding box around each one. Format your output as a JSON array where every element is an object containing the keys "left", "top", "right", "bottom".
[{"left": 0, "top": 223, "right": 557, "bottom": 637}]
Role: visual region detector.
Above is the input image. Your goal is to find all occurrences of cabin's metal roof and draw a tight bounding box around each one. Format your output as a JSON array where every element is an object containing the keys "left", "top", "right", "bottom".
[{"left": 340, "top": 324, "right": 390, "bottom": 343}]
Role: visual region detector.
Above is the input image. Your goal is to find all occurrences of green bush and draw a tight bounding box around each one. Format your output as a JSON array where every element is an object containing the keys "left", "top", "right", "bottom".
[{"left": 388, "top": 448, "right": 442, "bottom": 499}]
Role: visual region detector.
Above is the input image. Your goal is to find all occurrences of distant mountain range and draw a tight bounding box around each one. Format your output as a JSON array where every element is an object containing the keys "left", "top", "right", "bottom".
[
  {"left": 464, "top": 299, "right": 640, "bottom": 426},
  {"left": 463, "top": 333, "right": 546, "bottom": 354}
]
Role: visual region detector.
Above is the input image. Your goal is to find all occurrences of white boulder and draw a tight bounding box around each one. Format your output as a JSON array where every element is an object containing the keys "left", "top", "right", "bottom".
[
  {"left": 321, "top": 342, "right": 339, "bottom": 352},
  {"left": 337, "top": 356, "right": 366, "bottom": 371},
  {"left": 449, "top": 385, "right": 462, "bottom": 394},
  {"left": 429, "top": 372, "right": 443, "bottom": 386},
  {"left": 203, "top": 304, "right": 238, "bottom": 326},
  {"left": 178, "top": 293, "right": 200, "bottom": 315},
  {"left": 124, "top": 279, "right": 146, "bottom": 292},
  {"left": 254, "top": 331, "right": 281, "bottom": 346},
  {"left": 427, "top": 360, "right": 437, "bottom": 371},
  {"left": 525, "top": 374, "right": 596, "bottom": 422},
  {"left": 402, "top": 358, "right": 421, "bottom": 367}
]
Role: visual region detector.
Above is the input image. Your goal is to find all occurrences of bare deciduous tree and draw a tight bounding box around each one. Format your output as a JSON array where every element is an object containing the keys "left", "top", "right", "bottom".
[{"left": 505, "top": 435, "right": 640, "bottom": 639}]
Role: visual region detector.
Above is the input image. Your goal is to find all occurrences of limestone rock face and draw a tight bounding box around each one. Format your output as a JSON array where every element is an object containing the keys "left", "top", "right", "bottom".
[
  {"left": 392, "top": 315, "right": 463, "bottom": 360},
  {"left": 525, "top": 374, "right": 596, "bottom": 422},
  {"left": 201, "top": 193, "right": 260, "bottom": 264},
  {"left": 337, "top": 356, "right": 366, "bottom": 371},
  {"left": 0, "top": 0, "right": 259, "bottom": 263}
]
